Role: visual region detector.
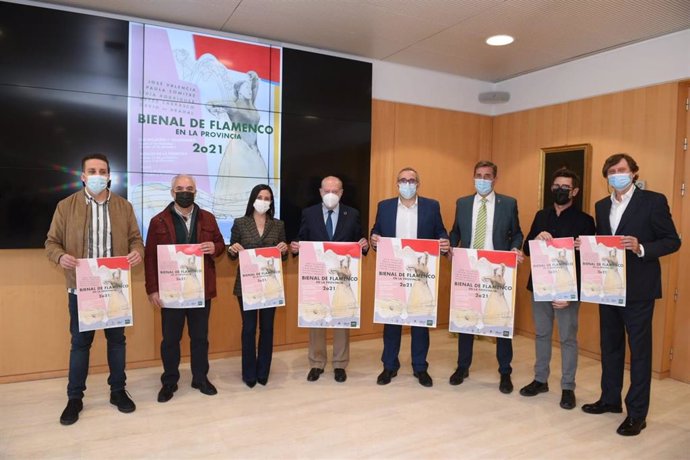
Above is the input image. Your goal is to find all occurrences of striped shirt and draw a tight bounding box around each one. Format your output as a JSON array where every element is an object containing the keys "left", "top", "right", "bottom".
[{"left": 84, "top": 189, "right": 112, "bottom": 258}]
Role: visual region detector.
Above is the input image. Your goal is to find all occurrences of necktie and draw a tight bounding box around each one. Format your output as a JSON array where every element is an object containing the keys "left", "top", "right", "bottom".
[
  {"left": 326, "top": 210, "right": 334, "bottom": 240},
  {"left": 473, "top": 198, "right": 487, "bottom": 249}
]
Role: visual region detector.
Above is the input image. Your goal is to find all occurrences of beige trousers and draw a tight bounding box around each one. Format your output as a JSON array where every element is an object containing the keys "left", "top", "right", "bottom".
[{"left": 308, "top": 328, "right": 350, "bottom": 369}]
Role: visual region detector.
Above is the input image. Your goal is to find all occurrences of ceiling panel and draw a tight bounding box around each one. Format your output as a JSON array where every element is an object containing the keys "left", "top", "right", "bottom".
[{"left": 32, "top": 0, "right": 690, "bottom": 82}]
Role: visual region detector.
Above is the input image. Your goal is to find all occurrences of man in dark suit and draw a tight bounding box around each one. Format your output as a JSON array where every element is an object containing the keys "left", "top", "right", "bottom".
[
  {"left": 290, "top": 176, "right": 369, "bottom": 383},
  {"left": 371, "top": 167, "right": 450, "bottom": 388},
  {"left": 581, "top": 153, "right": 680, "bottom": 436},
  {"left": 448, "top": 160, "right": 524, "bottom": 394}
]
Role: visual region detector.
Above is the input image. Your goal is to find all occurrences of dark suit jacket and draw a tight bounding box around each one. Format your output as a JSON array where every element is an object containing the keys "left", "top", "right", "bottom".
[
  {"left": 449, "top": 193, "right": 523, "bottom": 251},
  {"left": 370, "top": 196, "right": 448, "bottom": 240},
  {"left": 228, "top": 215, "right": 287, "bottom": 297},
  {"left": 296, "top": 203, "right": 367, "bottom": 246},
  {"left": 595, "top": 187, "right": 680, "bottom": 301}
]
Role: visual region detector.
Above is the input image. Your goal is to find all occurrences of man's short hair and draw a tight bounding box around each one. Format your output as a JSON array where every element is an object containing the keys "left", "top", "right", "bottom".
[
  {"left": 397, "top": 167, "right": 420, "bottom": 182},
  {"left": 552, "top": 167, "right": 581, "bottom": 189},
  {"left": 321, "top": 176, "right": 343, "bottom": 190},
  {"left": 81, "top": 153, "right": 110, "bottom": 173},
  {"left": 602, "top": 153, "right": 639, "bottom": 181},
  {"left": 474, "top": 160, "right": 497, "bottom": 177},
  {"left": 171, "top": 174, "right": 196, "bottom": 189}
]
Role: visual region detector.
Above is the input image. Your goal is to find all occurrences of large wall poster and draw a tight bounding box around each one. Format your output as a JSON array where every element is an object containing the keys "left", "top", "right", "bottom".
[{"left": 129, "top": 24, "right": 282, "bottom": 241}]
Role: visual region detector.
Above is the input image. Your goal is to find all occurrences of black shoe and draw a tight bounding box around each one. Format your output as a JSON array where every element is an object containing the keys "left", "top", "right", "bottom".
[
  {"left": 376, "top": 369, "right": 397, "bottom": 385},
  {"left": 616, "top": 416, "right": 647, "bottom": 436},
  {"left": 110, "top": 390, "right": 136, "bottom": 413},
  {"left": 191, "top": 379, "right": 218, "bottom": 395},
  {"left": 499, "top": 374, "right": 513, "bottom": 394},
  {"left": 449, "top": 368, "right": 469, "bottom": 386},
  {"left": 519, "top": 380, "right": 549, "bottom": 397},
  {"left": 244, "top": 380, "right": 257, "bottom": 388},
  {"left": 307, "top": 368, "right": 324, "bottom": 382},
  {"left": 157, "top": 384, "right": 178, "bottom": 403},
  {"left": 59, "top": 399, "right": 83, "bottom": 425},
  {"left": 257, "top": 377, "right": 268, "bottom": 386},
  {"left": 582, "top": 400, "right": 623, "bottom": 414},
  {"left": 413, "top": 370, "right": 433, "bottom": 387},
  {"left": 560, "top": 390, "right": 576, "bottom": 410},
  {"left": 334, "top": 368, "right": 347, "bottom": 383}
]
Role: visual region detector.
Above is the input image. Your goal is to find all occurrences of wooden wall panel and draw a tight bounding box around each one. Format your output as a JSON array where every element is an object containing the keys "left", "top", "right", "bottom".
[
  {"left": 493, "top": 83, "right": 682, "bottom": 375},
  {"left": 0, "top": 99, "right": 492, "bottom": 382},
  {"left": 4, "top": 85, "right": 681, "bottom": 381}
]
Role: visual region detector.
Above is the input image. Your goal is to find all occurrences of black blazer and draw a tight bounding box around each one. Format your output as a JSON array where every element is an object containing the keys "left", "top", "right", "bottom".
[
  {"left": 228, "top": 216, "right": 287, "bottom": 297},
  {"left": 595, "top": 187, "right": 680, "bottom": 301},
  {"left": 296, "top": 203, "right": 367, "bottom": 253}
]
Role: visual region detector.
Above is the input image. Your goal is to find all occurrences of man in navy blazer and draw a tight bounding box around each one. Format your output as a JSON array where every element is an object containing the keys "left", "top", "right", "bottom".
[
  {"left": 290, "top": 176, "right": 369, "bottom": 383},
  {"left": 581, "top": 153, "right": 680, "bottom": 436},
  {"left": 371, "top": 167, "right": 450, "bottom": 387},
  {"left": 449, "top": 160, "right": 524, "bottom": 394}
]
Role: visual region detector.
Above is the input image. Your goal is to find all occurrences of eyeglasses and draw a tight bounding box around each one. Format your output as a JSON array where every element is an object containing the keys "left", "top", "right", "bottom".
[{"left": 398, "top": 179, "right": 418, "bottom": 185}]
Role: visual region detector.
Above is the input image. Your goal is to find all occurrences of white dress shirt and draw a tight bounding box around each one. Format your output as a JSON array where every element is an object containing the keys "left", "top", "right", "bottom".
[
  {"left": 395, "top": 197, "right": 418, "bottom": 239},
  {"left": 471, "top": 192, "right": 496, "bottom": 250},
  {"left": 610, "top": 186, "right": 644, "bottom": 257}
]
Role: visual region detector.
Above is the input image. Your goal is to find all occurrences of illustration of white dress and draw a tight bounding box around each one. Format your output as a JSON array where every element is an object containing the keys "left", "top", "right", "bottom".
[
  {"left": 261, "top": 258, "right": 283, "bottom": 303},
  {"left": 106, "top": 269, "right": 129, "bottom": 319},
  {"left": 483, "top": 264, "right": 511, "bottom": 327},
  {"left": 329, "top": 256, "right": 357, "bottom": 318},
  {"left": 602, "top": 248, "right": 624, "bottom": 297},
  {"left": 182, "top": 256, "right": 204, "bottom": 301},
  {"left": 553, "top": 249, "right": 575, "bottom": 294},
  {"left": 406, "top": 253, "right": 435, "bottom": 316},
  {"left": 206, "top": 70, "right": 268, "bottom": 219}
]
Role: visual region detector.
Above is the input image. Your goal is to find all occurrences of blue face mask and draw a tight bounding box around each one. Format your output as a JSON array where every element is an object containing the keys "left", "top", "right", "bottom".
[
  {"left": 474, "top": 178, "right": 493, "bottom": 196},
  {"left": 85, "top": 175, "right": 109, "bottom": 195},
  {"left": 608, "top": 173, "right": 632, "bottom": 191},
  {"left": 398, "top": 183, "right": 417, "bottom": 200}
]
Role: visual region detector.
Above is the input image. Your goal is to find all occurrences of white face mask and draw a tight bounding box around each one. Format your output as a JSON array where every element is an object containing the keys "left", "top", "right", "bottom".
[
  {"left": 253, "top": 199, "right": 271, "bottom": 214},
  {"left": 322, "top": 192, "right": 340, "bottom": 209}
]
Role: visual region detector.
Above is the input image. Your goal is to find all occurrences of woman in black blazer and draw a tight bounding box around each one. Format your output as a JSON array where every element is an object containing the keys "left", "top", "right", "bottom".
[{"left": 228, "top": 184, "right": 287, "bottom": 387}]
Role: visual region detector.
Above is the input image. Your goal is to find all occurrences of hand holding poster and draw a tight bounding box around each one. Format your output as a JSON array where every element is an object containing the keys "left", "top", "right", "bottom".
[
  {"left": 449, "top": 248, "right": 518, "bottom": 338},
  {"left": 75, "top": 257, "right": 133, "bottom": 332},
  {"left": 239, "top": 247, "right": 285, "bottom": 310},
  {"left": 373, "top": 238, "right": 441, "bottom": 327},
  {"left": 157, "top": 244, "right": 205, "bottom": 308},
  {"left": 298, "top": 242, "right": 362, "bottom": 328},
  {"left": 528, "top": 237, "right": 578, "bottom": 301},
  {"left": 579, "top": 235, "right": 626, "bottom": 306}
]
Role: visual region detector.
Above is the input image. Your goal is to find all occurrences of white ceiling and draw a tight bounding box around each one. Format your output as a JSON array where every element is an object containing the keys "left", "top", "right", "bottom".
[{"left": 34, "top": 0, "right": 690, "bottom": 82}]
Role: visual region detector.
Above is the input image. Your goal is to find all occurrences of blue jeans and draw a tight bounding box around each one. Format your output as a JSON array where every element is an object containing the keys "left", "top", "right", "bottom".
[{"left": 67, "top": 293, "right": 126, "bottom": 399}]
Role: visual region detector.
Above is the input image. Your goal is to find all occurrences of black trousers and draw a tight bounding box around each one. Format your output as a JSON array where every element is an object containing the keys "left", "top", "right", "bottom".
[
  {"left": 237, "top": 296, "right": 276, "bottom": 382},
  {"left": 160, "top": 300, "right": 211, "bottom": 385},
  {"left": 599, "top": 300, "right": 654, "bottom": 419}
]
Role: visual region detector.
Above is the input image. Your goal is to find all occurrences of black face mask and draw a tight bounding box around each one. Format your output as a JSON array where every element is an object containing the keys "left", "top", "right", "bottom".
[
  {"left": 552, "top": 188, "right": 571, "bottom": 206},
  {"left": 174, "top": 191, "right": 195, "bottom": 208}
]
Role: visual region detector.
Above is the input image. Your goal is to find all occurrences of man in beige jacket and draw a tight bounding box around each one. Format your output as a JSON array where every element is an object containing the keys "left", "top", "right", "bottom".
[{"left": 45, "top": 153, "right": 144, "bottom": 426}]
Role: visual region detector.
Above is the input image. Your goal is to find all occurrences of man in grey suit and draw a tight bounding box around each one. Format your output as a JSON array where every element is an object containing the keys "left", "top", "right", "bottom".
[{"left": 449, "top": 160, "right": 524, "bottom": 393}]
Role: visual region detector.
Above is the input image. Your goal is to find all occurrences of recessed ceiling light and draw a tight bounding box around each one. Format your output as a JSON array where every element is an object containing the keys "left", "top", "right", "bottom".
[{"left": 486, "top": 35, "right": 514, "bottom": 46}]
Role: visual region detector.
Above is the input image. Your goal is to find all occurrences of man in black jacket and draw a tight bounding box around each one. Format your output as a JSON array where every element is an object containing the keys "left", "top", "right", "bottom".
[
  {"left": 581, "top": 153, "right": 680, "bottom": 436},
  {"left": 520, "top": 168, "right": 595, "bottom": 410}
]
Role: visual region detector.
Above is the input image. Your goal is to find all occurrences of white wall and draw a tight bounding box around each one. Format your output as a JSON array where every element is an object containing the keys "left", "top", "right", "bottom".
[
  {"left": 492, "top": 29, "right": 690, "bottom": 115},
  {"left": 372, "top": 61, "right": 494, "bottom": 116}
]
